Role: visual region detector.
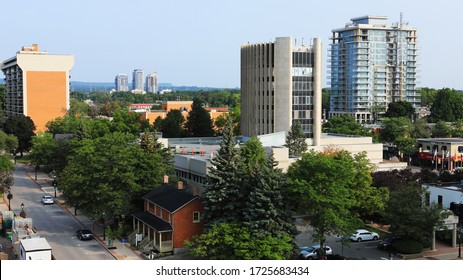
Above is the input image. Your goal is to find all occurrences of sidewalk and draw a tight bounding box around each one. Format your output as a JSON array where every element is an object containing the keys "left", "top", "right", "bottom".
[{"left": 7, "top": 164, "right": 145, "bottom": 260}]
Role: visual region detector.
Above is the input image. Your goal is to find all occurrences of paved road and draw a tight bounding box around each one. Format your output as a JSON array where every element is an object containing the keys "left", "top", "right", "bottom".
[
  {"left": 295, "top": 224, "right": 392, "bottom": 260},
  {"left": 9, "top": 165, "right": 114, "bottom": 260}
]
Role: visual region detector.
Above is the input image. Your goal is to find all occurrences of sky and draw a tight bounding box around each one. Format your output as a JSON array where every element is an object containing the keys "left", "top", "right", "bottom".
[{"left": 2, "top": 0, "right": 462, "bottom": 89}]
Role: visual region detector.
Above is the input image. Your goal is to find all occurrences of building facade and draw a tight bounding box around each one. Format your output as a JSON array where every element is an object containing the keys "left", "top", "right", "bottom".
[
  {"left": 115, "top": 74, "right": 129, "bottom": 92},
  {"left": 1, "top": 44, "right": 74, "bottom": 132},
  {"left": 146, "top": 71, "right": 158, "bottom": 93},
  {"left": 240, "top": 37, "right": 322, "bottom": 142},
  {"left": 132, "top": 69, "right": 144, "bottom": 93},
  {"left": 329, "top": 15, "right": 419, "bottom": 123}
]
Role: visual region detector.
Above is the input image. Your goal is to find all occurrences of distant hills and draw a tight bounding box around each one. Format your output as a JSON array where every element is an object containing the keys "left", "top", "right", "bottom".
[{"left": 0, "top": 78, "right": 237, "bottom": 92}]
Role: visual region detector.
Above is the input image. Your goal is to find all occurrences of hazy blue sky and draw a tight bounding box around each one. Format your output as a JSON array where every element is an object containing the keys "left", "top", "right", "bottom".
[{"left": 2, "top": 0, "right": 461, "bottom": 89}]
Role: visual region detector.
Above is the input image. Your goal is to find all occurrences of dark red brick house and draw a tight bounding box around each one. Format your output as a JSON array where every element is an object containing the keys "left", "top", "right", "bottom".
[{"left": 132, "top": 180, "right": 203, "bottom": 254}]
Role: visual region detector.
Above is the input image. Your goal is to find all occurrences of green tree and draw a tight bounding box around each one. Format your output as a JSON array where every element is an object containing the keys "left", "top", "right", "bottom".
[
  {"left": 185, "top": 223, "right": 293, "bottom": 260},
  {"left": 242, "top": 154, "right": 296, "bottom": 239},
  {"left": 184, "top": 98, "right": 214, "bottom": 137},
  {"left": 68, "top": 98, "right": 91, "bottom": 117},
  {"left": 431, "top": 121, "right": 452, "bottom": 138},
  {"left": 4, "top": 115, "right": 36, "bottom": 157},
  {"left": 240, "top": 136, "right": 267, "bottom": 171},
  {"left": 411, "top": 118, "right": 432, "bottom": 139},
  {"left": 285, "top": 121, "right": 308, "bottom": 157},
  {"left": 110, "top": 108, "right": 149, "bottom": 135},
  {"left": 0, "top": 131, "right": 18, "bottom": 157},
  {"left": 323, "top": 114, "right": 371, "bottom": 136},
  {"left": 429, "top": 88, "right": 463, "bottom": 122},
  {"left": 384, "top": 101, "right": 416, "bottom": 119},
  {"left": 203, "top": 117, "right": 244, "bottom": 227},
  {"left": 29, "top": 132, "right": 60, "bottom": 172},
  {"left": 379, "top": 117, "right": 413, "bottom": 144},
  {"left": 0, "top": 155, "right": 14, "bottom": 193},
  {"left": 59, "top": 132, "right": 170, "bottom": 219},
  {"left": 322, "top": 88, "right": 330, "bottom": 118},
  {"left": 286, "top": 150, "right": 387, "bottom": 255},
  {"left": 418, "top": 87, "right": 437, "bottom": 107},
  {"left": 385, "top": 184, "right": 450, "bottom": 245},
  {"left": 160, "top": 109, "right": 185, "bottom": 138}
]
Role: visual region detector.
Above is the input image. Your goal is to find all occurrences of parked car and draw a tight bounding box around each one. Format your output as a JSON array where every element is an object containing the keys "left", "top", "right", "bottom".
[
  {"left": 76, "top": 229, "right": 93, "bottom": 241},
  {"left": 299, "top": 245, "right": 333, "bottom": 259},
  {"left": 41, "top": 195, "right": 54, "bottom": 205},
  {"left": 377, "top": 236, "right": 402, "bottom": 250},
  {"left": 349, "top": 229, "right": 379, "bottom": 242}
]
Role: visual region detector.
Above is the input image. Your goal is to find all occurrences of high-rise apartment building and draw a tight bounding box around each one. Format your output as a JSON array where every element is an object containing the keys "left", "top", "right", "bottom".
[
  {"left": 132, "top": 69, "right": 144, "bottom": 93},
  {"left": 115, "top": 74, "right": 129, "bottom": 92},
  {"left": 146, "top": 72, "right": 158, "bottom": 93},
  {"left": 1, "top": 44, "right": 74, "bottom": 132},
  {"left": 240, "top": 37, "right": 322, "bottom": 142},
  {"left": 329, "top": 15, "right": 419, "bottom": 123}
]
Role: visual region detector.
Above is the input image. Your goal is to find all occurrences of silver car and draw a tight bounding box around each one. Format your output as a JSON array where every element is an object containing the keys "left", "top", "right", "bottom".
[{"left": 41, "top": 195, "right": 54, "bottom": 205}]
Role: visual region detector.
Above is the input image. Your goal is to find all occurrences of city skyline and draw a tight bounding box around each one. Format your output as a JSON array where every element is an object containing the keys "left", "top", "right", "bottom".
[{"left": 2, "top": 0, "right": 462, "bottom": 89}]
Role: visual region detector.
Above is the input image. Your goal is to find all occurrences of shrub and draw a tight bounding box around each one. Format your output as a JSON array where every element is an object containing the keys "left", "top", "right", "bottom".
[{"left": 392, "top": 239, "right": 423, "bottom": 254}]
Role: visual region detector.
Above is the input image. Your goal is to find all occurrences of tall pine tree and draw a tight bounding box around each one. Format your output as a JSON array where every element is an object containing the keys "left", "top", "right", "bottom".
[
  {"left": 185, "top": 98, "right": 215, "bottom": 137},
  {"left": 285, "top": 121, "right": 308, "bottom": 157},
  {"left": 202, "top": 117, "right": 244, "bottom": 228}
]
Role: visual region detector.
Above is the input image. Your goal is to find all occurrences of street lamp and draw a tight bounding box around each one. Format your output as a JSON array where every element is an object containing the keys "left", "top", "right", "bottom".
[
  {"left": 102, "top": 211, "right": 106, "bottom": 241},
  {"left": 20, "top": 203, "right": 26, "bottom": 218},
  {"left": 7, "top": 192, "right": 13, "bottom": 211},
  {"left": 53, "top": 179, "right": 57, "bottom": 198}
]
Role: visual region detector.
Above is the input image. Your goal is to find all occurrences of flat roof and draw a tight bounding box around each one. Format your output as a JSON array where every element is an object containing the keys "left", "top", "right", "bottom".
[
  {"left": 20, "top": 238, "right": 52, "bottom": 251},
  {"left": 418, "top": 138, "right": 463, "bottom": 144}
]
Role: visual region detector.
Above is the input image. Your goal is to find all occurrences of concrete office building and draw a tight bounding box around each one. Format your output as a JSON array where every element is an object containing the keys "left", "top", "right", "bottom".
[
  {"left": 1, "top": 44, "right": 74, "bottom": 132},
  {"left": 115, "top": 74, "right": 129, "bottom": 92},
  {"left": 146, "top": 71, "right": 158, "bottom": 93},
  {"left": 132, "top": 69, "right": 144, "bottom": 94},
  {"left": 329, "top": 15, "right": 419, "bottom": 123},
  {"left": 241, "top": 37, "right": 322, "bottom": 144}
]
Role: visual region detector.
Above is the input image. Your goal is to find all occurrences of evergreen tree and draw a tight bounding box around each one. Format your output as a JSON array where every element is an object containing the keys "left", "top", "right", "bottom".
[
  {"left": 285, "top": 121, "right": 308, "bottom": 157},
  {"left": 160, "top": 109, "right": 185, "bottom": 138},
  {"left": 242, "top": 154, "right": 296, "bottom": 239},
  {"left": 202, "top": 117, "right": 243, "bottom": 227},
  {"left": 185, "top": 98, "right": 214, "bottom": 137}
]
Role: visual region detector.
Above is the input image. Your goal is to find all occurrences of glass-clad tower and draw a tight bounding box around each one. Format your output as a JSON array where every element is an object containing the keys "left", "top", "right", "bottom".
[{"left": 329, "top": 15, "right": 419, "bottom": 123}]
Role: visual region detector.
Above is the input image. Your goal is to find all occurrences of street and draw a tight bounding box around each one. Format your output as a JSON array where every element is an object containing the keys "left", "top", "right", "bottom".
[{"left": 8, "top": 164, "right": 114, "bottom": 260}]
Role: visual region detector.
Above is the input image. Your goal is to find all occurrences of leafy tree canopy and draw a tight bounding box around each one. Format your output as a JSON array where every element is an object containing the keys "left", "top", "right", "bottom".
[
  {"left": 4, "top": 115, "right": 36, "bottom": 156},
  {"left": 185, "top": 223, "right": 293, "bottom": 260},
  {"left": 429, "top": 88, "right": 463, "bottom": 122},
  {"left": 323, "top": 114, "right": 372, "bottom": 137},
  {"left": 384, "top": 101, "right": 416, "bottom": 119}
]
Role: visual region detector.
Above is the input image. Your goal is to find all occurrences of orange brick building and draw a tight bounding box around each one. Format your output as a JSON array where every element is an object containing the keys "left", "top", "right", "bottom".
[
  {"left": 131, "top": 180, "right": 204, "bottom": 254},
  {"left": 135, "top": 100, "right": 229, "bottom": 127},
  {"left": 1, "top": 44, "right": 74, "bottom": 132}
]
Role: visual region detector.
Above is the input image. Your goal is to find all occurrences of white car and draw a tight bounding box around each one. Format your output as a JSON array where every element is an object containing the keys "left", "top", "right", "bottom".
[
  {"left": 41, "top": 195, "right": 54, "bottom": 205},
  {"left": 349, "top": 229, "right": 379, "bottom": 242},
  {"left": 299, "top": 245, "right": 333, "bottom": 259}
]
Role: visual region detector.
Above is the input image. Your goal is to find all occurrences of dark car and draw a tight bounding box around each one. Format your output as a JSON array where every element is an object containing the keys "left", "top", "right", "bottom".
[
  {"left": 76, "top": 229, "right": 93, "bottom": 241},
  {"left": 377, "top": 236, "right": 402, "bottom": 250}
]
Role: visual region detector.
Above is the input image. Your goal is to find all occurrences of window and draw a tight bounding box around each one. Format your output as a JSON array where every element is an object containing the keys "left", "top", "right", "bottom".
[{"left": 193, "top": 211, "right": 201, "bottom": 223}]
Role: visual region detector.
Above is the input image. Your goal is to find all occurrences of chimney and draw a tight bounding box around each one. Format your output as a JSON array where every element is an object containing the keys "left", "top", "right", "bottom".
[
  {"left": 177, "top": 181, "right": 184, "bottom": 190},
  {"left": 163, "top": 175, "right": 169, "bottom": 184}
]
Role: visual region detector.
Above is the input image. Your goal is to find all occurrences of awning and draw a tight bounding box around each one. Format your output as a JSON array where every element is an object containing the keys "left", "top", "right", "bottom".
[{"left": 132, "top": 212, "right": 173, "bottom": 232}]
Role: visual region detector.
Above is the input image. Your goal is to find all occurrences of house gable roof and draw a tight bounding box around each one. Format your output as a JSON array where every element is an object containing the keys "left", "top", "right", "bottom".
[{"left": 142, "top": 184, "right": 197, "bottom": 213}]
